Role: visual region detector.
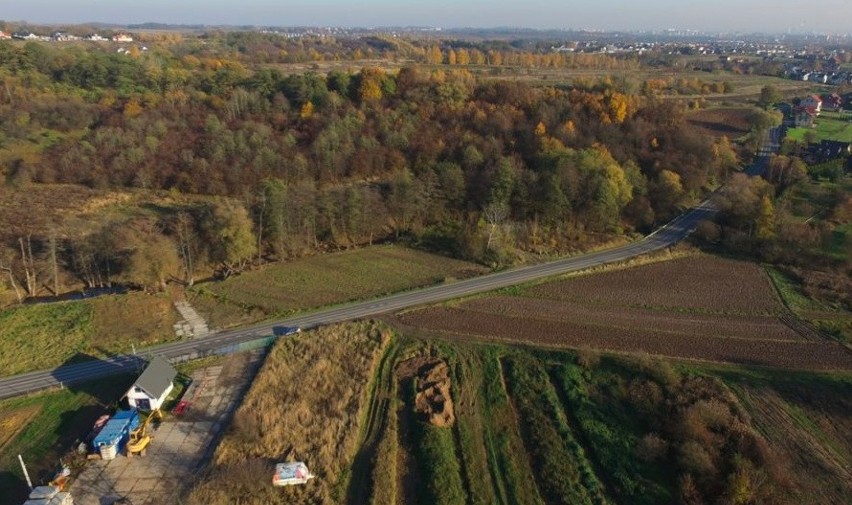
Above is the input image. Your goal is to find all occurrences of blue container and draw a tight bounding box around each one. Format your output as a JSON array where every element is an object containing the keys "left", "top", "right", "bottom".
[{"left": 92, "top": 409, "right": 140, "bottom": 453}]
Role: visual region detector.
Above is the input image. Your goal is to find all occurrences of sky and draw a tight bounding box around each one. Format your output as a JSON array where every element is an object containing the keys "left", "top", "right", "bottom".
[{"left": 3, "top": 0, "right": 852, "bottom": 34}]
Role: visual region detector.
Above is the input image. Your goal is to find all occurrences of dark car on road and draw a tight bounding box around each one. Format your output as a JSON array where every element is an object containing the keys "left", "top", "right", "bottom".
[{"left": 273, "top": 326, "right": 301, "bottom": 336}]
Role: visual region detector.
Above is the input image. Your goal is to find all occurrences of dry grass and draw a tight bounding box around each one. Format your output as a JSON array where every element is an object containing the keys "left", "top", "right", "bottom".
[
  {"left": 187, "top": 321, "right": 393, "bottom": 505},
  {"left": 0, "top": 405, "right": 41, "bottom": 452}
]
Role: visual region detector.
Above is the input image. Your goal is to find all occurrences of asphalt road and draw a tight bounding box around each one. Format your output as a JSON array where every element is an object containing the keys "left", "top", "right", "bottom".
[{"left": 0, "top": 197, "right": 721, "bottom": 400}]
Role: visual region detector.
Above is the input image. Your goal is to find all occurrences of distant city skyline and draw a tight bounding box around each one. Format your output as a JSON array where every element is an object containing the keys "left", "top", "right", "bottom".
[{"left": 3, "top": 1, "right": 852, "bottom": 34}]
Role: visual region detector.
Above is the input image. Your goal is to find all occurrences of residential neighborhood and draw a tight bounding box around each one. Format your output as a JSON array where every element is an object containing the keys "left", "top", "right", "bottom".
[{"left": 4, "top": 30, "right": 133, "bottom": 42}]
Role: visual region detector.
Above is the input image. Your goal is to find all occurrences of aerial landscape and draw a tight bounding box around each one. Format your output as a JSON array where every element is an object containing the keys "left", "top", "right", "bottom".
[{"left": 0, "top": 1, "right": 850, "bottom": 504}]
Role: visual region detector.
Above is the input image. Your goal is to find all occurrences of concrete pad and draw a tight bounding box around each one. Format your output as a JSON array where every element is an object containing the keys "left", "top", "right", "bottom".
[
  {"left": 113, "top": 478, "right": 136, "bottom": 494},
  {"left": 132, "top": 478, "right": 160, "bottom": 492}
]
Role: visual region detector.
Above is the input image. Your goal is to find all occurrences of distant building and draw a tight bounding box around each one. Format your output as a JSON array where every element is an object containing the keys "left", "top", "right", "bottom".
[
  {"left": 793, "top": 106, "right": 817, "bottom": 128},
  {"left": 821, "top": 93, "right": 843, "bottom": 112},
  {"left": 52, "top": 32, "right": 79, "bottom": 41},
  {"left": 814, "top": 140, "right": 852, "bottom": 161},
  {"left": 112, "top": 33, "right": 133, "bottom": 42},
  {"left": 12, "top": 32, "right": 40, "bottom": 40},
  {"left": 800, "top": 95, "right": 823, "bottom": 114},
  {"left": 0, "top": 31, "right": 11, "bottom": 40},
  {"left": 126, "top": 356, "right": 177, "bottom": 411},
  {"left": 86, "top": 33, "right": 108, "bottom": 41}
]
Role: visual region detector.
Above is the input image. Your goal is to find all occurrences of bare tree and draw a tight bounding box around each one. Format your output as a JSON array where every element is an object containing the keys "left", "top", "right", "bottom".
[
  {"left": 18, "top": 235, "right": 37, "bottom": 297},
  {"left": 0, "top": 251, "right": 23, "bottom": 304},
  {"left": 48, "top": 229, "right": 61, "bottom": 296},
  {"left": 255, "top": 190, "right": 266, "bottom": 263},
  {"left": 483, "top": 202, "right": 510, "bottom": 249},
  {"left": 175, "top": 211, "right": 197, "bottom": 287}
]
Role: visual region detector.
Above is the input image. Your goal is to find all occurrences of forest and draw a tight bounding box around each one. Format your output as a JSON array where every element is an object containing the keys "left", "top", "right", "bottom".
[{"left": 0, "top": 33, "right": 800, "bottom": 300}]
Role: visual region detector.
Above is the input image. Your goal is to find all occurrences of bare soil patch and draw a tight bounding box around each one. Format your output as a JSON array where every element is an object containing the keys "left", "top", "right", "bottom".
[
  {"left": 412, "top": 360, "right": 455, "bottom": 428},
  {"left": 527, "top": 256, "right": 784, "bottom": 315},
  {"left": 0, "top": 405, "right": 41, "bottom": 452},
  {"left": 398, "top": 307, "right": 852, "bottom": 370},
  {"left": 462, "top": 296, "right": 803, "bottom": 342}
]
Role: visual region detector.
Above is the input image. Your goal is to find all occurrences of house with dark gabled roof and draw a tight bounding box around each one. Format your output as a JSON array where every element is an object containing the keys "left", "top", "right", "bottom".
[
  {"left": 126, "top": 355, "right": 177, "bottom": 411},
  {"left": 800, "top": 95, "right": 823, "bottom": 114},
  {"left": 793, "top": 105, "right": 817, "bottom": 127}
]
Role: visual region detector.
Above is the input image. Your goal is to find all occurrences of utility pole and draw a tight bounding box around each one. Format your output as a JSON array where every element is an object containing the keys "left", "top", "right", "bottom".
[{"left": 18, "top": 454, "right": 33, "bottom": 491}]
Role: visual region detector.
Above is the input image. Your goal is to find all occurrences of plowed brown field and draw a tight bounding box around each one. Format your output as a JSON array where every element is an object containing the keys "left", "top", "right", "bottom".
[
  {"left": 527, "top": 255, "right": 784, "bottom": 314},
  {"left": 397, "top": 256, "right": 852, "bottom": 370}
]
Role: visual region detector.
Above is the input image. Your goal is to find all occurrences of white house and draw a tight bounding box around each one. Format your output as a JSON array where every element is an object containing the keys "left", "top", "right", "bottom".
[{"left": 126, "top": 356, "right": 177, "bottom": 411}]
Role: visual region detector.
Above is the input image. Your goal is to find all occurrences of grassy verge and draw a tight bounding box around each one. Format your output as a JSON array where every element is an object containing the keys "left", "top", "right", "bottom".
[
  {"left": 765, "top": 266, "right": 851, "bottom": 343},
  {"left": 764, "top": 267, "right": 823, "bottom": 313}
]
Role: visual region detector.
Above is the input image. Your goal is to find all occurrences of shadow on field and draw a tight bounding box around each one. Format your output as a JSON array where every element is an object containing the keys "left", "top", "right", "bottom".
[{"left": 0, "top": 470, "right": 30, "bottom": 505}]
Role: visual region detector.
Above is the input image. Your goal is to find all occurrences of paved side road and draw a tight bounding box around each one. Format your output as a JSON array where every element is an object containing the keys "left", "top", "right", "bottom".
[{"left": 68, "top": 351, "right": 264, "bottom": 505}]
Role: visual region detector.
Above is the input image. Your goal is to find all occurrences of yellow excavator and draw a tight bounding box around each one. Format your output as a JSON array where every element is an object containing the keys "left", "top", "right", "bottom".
[{"left": 126, "top": 409, "right": 162, "bottom": 457}]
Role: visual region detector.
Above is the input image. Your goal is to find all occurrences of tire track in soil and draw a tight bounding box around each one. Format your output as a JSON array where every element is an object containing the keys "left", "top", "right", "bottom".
[
  {"left": 449, "top": 360, "right": 476, "bottom": 505},
  {"left": 778, "top": 313, "right": 834, "bottom": 343},
  {"left": 457, "top": 353, "right": 509, "bottom": 505},
  {"left": 546, "top": 367, "right": 617, "bottom": 505},
  {"left": 498, "top": 356, "right": 547, "bottom": 505},
  {"left": 344, "top": 339, "right": 397, "bottom": 505}
]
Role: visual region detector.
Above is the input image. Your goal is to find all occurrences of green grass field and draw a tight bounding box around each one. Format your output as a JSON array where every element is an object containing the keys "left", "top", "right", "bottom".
[
  {"left": 0, "top": 293, "right": 179, "bottom": 376},
  {"left": 786, "top": 111, "right": 852, "bottom": 143},
  {"left": 190, "top": 245, "right": 488, "bottom": 329}
]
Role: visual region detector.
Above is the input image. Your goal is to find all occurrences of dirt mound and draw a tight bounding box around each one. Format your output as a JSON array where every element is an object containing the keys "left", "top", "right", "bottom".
[{"left": 412, "top": 360, "right": 455, "bottom": 428}]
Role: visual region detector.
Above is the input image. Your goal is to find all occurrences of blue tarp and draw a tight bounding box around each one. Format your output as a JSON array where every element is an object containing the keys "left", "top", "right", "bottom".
[{"left": 92, "top": 409, "right": 140, "bottom": 451}]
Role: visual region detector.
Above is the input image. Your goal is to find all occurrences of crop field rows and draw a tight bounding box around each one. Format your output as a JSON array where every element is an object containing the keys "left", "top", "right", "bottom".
[
  {"left": 361, "top": 339, "right": 837, "bottom": 505},
  {"left": 397, "top": 256, "right": 852, "bottom": 371},
  {"left": 368, "top": 343, "right": 611, "bottom": 505}
]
